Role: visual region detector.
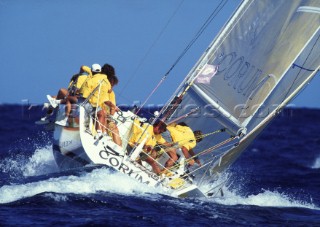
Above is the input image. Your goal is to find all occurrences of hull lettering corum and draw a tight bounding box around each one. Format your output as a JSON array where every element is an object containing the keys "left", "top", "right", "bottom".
[
  {"left": 119, "top": 162, "right": 130, "bottom": 173},
  {"left": 103, "top": 145, "right": 120, "bottom": 156},
  {"left": 99, "top": 149, "right": 110, "bottom": 160},
  {"left": 99, "top": 144, "right": 156, "bottom": 185},
  {"left": 99, "top": 145, "right": 121, "bottom": 160},
  {"left": 119, "top": 163, "right": 145, "bottom": 182},
  {"left": 109, "top": 157, "right": 120, "bottom": 167}
]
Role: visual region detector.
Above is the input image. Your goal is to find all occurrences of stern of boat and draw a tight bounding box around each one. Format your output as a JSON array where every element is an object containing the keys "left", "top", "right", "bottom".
[{"left": 52, "top": 104, "right": 92, "bottom": 170}]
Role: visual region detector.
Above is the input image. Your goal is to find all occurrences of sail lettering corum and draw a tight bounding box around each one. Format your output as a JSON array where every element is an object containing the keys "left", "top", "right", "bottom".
[
  {"left": 181, "top": 0, "right": 320, "bottom": 128},
  {"left": 215, "top": 51, "right": 265, "bottom": 98},
  {"left": 193, "top": 53, "right": 270, "bottom": 123}
]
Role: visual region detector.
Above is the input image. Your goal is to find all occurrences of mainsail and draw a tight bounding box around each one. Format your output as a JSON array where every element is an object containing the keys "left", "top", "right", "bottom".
[{"left": 160, "top": 0, "right": 320, "bottom": 184}]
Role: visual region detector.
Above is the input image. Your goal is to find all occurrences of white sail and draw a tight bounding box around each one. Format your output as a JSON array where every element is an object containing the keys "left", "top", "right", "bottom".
[{"left": 161, "top": 0, "right": 320, "bottom": 183}]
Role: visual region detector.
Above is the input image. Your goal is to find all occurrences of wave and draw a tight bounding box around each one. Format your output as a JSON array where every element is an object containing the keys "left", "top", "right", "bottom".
[
  {"left": 0, "top": 144, "right": 318, "bottom": 210},
  {"left": 0, "top": 144, "right": 168, "bottom": 204},
  {"left": 195, "top": 173, "right": 318, "bottom": 210},
  {"left": 0, "top": 167, "right": 164, "bottom": 204},
  {"left": 0, "top": 145, "right": 59, "bottom": 179},
  {"left": 311, "top": 156, "right": 320, "bottom": 169},
  {"left": 211, "top": 189, "right": 318, "bottom": 210}
]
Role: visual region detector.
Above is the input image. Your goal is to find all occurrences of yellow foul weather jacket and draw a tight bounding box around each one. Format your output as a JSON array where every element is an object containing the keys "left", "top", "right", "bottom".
[
  {"left": 79, "top": 73, "right": 111, "bottom": 107},
  {"left": 166, "top": 123, "right": 196, "bottom": 150}
]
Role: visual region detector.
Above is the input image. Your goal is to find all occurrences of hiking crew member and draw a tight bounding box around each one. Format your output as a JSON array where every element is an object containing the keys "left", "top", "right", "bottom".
[
  {"left": 97, "top": 64, "right": 122, "bottom": 146},
  {"left": 162, "top": 122, "right": 203, "bottom": 167},
  {"left": 78, "top": 63, "right": 115, "bottom": 137},
  {"left": 128, "top": 119, "right": 167, "bottom": 175},
  {"left": 36, "top": 65, "right": 91, "bottom": 125}
]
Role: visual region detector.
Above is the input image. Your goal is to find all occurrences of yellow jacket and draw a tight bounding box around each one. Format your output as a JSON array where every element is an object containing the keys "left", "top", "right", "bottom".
[
  {"left": 79, "top": 73, "right": 111, "bottom": 107},
  {"left": 81, "top": 65, "right": 92, "bottom": 77},
  {"left": 77, "top": 65, "right": 92, "bottom": 90},
  {"left": 109, "top": 91, "right": 116, "bottom": 106},
  {"left": 102, "top": 90, "right": 117, "bottom": 115},
  {"left": 129, "top": 119, "right": 166, "bottom": 148},
  {"left": 166, "top": 123, "right": 196, "bottom": 150},
  {"left": 68, "top": 75, "right": 88, "bottom": 90}
]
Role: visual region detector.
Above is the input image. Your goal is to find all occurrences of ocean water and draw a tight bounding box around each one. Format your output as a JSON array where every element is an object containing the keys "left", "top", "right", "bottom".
[{"left": 0, "top": 104, "right": 320, "bottom": 226}]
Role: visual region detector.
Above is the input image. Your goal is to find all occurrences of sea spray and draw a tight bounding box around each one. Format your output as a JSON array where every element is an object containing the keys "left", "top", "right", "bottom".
[{"left": 0, "top": 168, "right": 159, "bottom": 204}]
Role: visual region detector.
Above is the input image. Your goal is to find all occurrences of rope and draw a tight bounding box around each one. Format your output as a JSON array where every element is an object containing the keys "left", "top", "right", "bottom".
[
  {"left": 120, "top": 0, "right": 185, "bottom": 98},
  {"left": 136, "top": 76, "right": 166, "bottom": 114},
  {"left": 94, "top": 82, "right": 103, "bottom": 132},
  {"left": 166, "top": 107, "right": 200, "bottom": 125},
  {"left": 194, "top": 135, "right": 239, "bottom": 158},
  {"left": 159, "top": 77, "right": 198, "bottom": 122},
  {"left": 138, "top": 128, "right": 227, "bottom": 175},
  {"left": 167, "top": 141, "right": 234, "bottom": 186},
  {"left": 170, "top": 0, "right": 228, "bottom": 69},
  {"left": 165, "top": 135, "right": 239, "bottom": 172},
  {"left": 156, "top": 128, "right": 225, "bottom": 151},
  {"left": 136, "top": 0, "right": 229, "bottom": 113}
]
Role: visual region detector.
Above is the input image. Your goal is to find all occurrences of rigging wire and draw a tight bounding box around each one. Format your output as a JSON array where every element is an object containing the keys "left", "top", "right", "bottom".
[
  {"left": 119, "top": 0, "right": 185, "bottom": 97},
  {"left": 165, "top": 135, "right": 239, "bottom": 172},
  {"left": 136, "top": 0, "right": 229, "bottom": 114},
  {"left": 156, "top": 128, "right": 225, "bottom": 150}
]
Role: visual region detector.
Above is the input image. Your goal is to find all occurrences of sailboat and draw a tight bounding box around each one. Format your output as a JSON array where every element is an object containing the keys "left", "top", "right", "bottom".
[{"left": 48, "top": 0, "right": 320, "bottom": 198}]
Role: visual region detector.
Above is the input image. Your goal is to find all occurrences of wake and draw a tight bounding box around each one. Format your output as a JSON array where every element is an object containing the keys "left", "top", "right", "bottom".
[
  {"left": 199, "top": 174, "right": 319, "bottom": 210},
  {"left": 311, "top": 155, "right": 320, "bottom": 169},
  {"left": 0, "top": 146, "right": 161, "bottom": 204},
  {"left": 0, "top": 145, "right": 59, "bottom": 178},
  {"left": 0, "top": 167, "right": 162, "bottom": 204},
  {"left": 0, "top": 146, "right": 318, "bottom": 210}
]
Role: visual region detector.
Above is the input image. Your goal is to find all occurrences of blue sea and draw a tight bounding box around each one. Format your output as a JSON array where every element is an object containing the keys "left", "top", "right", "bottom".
[{"left": 0, "top": 104, "right": 320, "bottom": 226}]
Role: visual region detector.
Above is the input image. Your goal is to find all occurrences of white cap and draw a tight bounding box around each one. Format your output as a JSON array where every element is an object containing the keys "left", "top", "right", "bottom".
[{"left": 91, "top": 63, "right": 101, "bottom": 73}]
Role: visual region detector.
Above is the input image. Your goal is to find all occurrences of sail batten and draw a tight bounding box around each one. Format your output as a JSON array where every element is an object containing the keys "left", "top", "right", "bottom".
[{"left": 297, "top": 6, "right": 320, "bottom": 14}]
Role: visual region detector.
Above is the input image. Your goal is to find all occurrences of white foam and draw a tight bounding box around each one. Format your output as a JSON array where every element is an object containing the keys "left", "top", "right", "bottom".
[
  {"left": 212, "top": 189, "right": 316, "bottom": 209},
  {"left": 311, "top": 156, "right": 320, "bottom": 169},
  {"left": 196, "top": 172, "right": 318, "bottom": 210},
  {"left": 45, "top": 193, "right": 69, "bottom": 202},
  {"left": 22, "top": 145, "right": 59, "bottom": 176},
  {"left": 0, "top": 145, "right": 59, "bottom": 178},
  {"left": 0, "top": 168, "right": 158, "bottom": 204},
  {"left": 1, "top": 147, "right": 318, "bottom": 208}
]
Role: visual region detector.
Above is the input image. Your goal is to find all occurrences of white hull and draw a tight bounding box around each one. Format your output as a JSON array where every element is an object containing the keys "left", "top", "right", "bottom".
[
  {"left": 52, "top": 104, "right": 206, "bottom": 198},
  {"left": 53, "top": 125, "right": 91, "bottom": 170}
]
